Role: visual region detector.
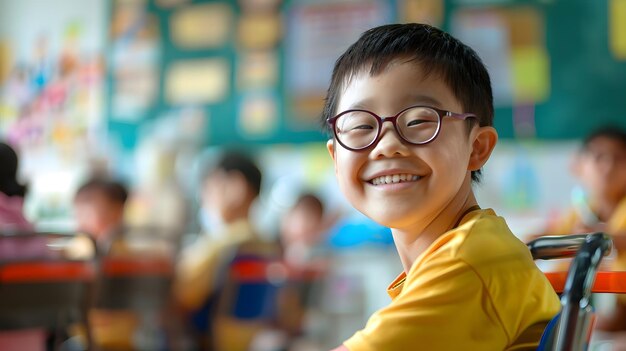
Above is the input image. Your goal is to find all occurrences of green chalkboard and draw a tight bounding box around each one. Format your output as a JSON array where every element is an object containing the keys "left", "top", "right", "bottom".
[{"left": 106, "top": 0, "right": 626, "bottom": 150}]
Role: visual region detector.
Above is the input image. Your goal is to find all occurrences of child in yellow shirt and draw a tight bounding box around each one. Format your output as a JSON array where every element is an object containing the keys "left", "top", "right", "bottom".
[
  {"left": 545, "top": 127, "right": 626, "bottom": 331},
  {"left": 322, "top": 23, "right": 560, "bottom": 350}
]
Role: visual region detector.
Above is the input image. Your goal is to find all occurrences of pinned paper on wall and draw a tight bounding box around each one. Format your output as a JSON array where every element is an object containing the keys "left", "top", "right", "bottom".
[
  {"left": 110, "top": 3, "right": 160, "bottom": 121},
  {"left": 399, "top": 0, "right": 443, "bottom": 26},
  {"left": 610, "top": 0, "right": 626, "bottom": 60},
  {"left": 170, "top": 2, "right": 233, "bottom": 49},
  {"left": 237, "top": 91, "right": 278, "bottom": 137},
  {"left": 165, "top": 58, "right": 229, "bottom": 105},
  {"left": 511, "top": 46, "right": 550, "bottom": 103},
  {"left": 238, "top": 0, "right": 282, "bottom": 12},
  {"left": 508, "top": 7, "right": 544, "bottom": 47},
  {"left": 237, "top": 13, "right": 282, "bottom": 50},
  {"left": 452, "top": 10, "right": 512, "bottom": 107},
  {"left": 237, "top": 51, "right": 278, "bottom": 90},
  {"left": 156, "top": 0, "right": 190, "bottom": 8},
  {"left": 0, "top": 40, "right": 11, "bottom": 84},
  {"left": 112, "top": 64, "right": 159, "bottom": 121}
]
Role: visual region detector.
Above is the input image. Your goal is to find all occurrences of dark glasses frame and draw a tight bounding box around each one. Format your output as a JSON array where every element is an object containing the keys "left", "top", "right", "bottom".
[{"left": 326, "top": 105, "right": 477, "bottom": 151}]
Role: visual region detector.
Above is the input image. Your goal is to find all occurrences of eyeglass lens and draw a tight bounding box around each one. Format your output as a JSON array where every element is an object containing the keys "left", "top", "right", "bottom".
[{"left": 334, "top": 106, "right": 440, "bottom": 149}]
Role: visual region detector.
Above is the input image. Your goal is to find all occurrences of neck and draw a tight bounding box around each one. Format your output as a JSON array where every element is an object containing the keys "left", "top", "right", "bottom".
[{"left": 392, "top": 177, "right": 479, "bottom": 274}]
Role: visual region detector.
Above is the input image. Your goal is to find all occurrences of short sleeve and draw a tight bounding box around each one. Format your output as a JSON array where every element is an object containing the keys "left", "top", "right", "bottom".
[{"left": 344, "top": 258, "right": 508, "bottom": 351}]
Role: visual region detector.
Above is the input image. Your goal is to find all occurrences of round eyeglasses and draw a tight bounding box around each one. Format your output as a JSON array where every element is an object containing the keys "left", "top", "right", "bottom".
[{"left": 327, "top": 105, "right": 477, "bottom": 151}]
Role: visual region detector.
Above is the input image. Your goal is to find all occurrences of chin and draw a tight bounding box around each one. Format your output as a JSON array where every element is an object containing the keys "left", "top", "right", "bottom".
[{"left": 366, "top": 211, "right": 419, "bottom": 230}]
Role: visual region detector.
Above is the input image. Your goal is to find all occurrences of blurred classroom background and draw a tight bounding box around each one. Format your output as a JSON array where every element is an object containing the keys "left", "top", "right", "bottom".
[{"left": 1, "top": 0, "right": 626, "bottom": 350}]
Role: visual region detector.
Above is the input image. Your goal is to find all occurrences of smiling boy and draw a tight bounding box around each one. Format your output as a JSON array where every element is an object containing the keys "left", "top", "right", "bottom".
[{"left": 323, "top": 23, "right": 560, "bottom": 350}]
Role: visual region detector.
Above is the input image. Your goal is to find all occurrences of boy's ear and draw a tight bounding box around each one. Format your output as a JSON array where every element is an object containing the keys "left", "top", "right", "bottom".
[
  {"left": 468, "top": 126, "right": 498, "bottom": 171},
  {"left": 326, "top": 139, "right": 336, "bottom": 162}
]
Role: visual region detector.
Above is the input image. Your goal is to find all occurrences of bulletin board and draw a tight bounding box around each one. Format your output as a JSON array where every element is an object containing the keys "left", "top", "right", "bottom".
[
  {"left": 443, "top": 0, "right": 626, "bottom": 140},
  {"left": 105, "top": 0, "right": 626, "bottom": 150},
  {"left": 105, "top": 0, "right": 395, "bottom": 150}
]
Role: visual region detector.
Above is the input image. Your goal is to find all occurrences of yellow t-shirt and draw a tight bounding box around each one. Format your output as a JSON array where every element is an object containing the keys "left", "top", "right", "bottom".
[
  {"left": 344, "top": 209, "right": 560, "bottom": 351},
  {"left": 605, "top": 198, "right": 626, "bottom": 270},
  {"left": 174, "top": 219, "right": 258, "bottom": 310}
]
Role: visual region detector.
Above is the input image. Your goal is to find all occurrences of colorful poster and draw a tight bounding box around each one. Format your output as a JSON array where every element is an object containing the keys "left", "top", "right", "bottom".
[
  {"left": 0, "top": 20, "right": 103, "bottom": 154},
  {"left": 451, "top": 10, "right": 513, "bottom": 107},
  {"left": 451, "top": 7, "right": 548, "bottom": 106},
  {"left": 284, "top": 0, "right": 392, "bottom": 126}
]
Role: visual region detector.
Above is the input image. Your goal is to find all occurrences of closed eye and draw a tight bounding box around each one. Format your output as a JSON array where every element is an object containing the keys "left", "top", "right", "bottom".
[
  {"left": 406, "top": 119, "right": 434, "bottom": 127},
  {"left": 351, "top": 124, "right": 375, "bottom": 130}
]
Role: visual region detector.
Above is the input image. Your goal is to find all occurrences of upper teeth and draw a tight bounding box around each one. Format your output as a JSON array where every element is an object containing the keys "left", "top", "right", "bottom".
[{"left": 371, "top": 174, "right": 419, "bottom": 185}]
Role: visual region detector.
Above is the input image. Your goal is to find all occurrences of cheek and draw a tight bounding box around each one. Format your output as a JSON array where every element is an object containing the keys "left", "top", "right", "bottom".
[
  {"left": 335, "top": 150, "right": 363, "bottom": 187},
  {"left": 429, "top": 137, "right": 471, "bottom": 176},
  {"left": 333, "top": 150, "right": 367, "bottom": 208}
]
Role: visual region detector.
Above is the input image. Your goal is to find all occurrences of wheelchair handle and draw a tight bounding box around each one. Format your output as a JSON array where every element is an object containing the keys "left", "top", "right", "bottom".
[
  {"left": 527, "top": 234, "right": 612, "bottom": 260},
  {"left": 555, "top": 232, "right": 612, "bottom": 351}
]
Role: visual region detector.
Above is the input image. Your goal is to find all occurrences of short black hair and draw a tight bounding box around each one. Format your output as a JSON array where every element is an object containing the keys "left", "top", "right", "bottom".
[
  {"left": 210, "top": 150, "right": 262, "bottom": 197},
  {"left": 0, "top": 142, "right": 27, "bottom": 197},
  {"left": 321, "top": 23, "right": 493, "bottom": 183},
  {"left": 582, "top": 126, "right": 626, "bottom": 151},
  {"left": 75, "top": 177, "right": 129, "bottom": 205}
]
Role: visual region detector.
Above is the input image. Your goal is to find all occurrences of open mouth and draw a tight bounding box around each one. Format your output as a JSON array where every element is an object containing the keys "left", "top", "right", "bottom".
[{"left": 369, "top": 173, "right": 421, "bottom": 186}]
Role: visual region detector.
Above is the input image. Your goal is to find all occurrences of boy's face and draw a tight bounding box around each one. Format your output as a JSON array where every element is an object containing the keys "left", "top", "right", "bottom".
[
  {"left": 575, "top": 137, "right": 626, "bottom": 202},
  {"left": 201, "top": 169, "right": 250, "bottom": 223},
  {"left": 326, "top": 60, "right": 483, "bottom": 230},
  {"left": 280, "top": 204, "right": 323, "bottom": 246},
  {"left": 74, "top": 191, "right": 124, "bottom": 239}
]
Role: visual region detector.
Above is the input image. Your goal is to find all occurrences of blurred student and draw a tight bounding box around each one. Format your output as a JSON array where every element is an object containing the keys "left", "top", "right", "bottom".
[
  {"left": 0, "top": 141, "right": 44, "bottom": 259},
  {"left": 0, "top": 141, "right": 47, "bottom": 351},
  {"left": 546, "top": 127, "right": 626, "bottom": 235},
  {"left": 72, "top": 177, "right": 128, "bottom": 255},
  {"left": 275, "top": 193, "right": 335, "bottom": 348},
  {"left": 0, "top": 141, "right": 32, "bottom": 231},
  {"left": 280, "top": 193, "right": 333, "bottom": 270},
  {"left": 321, "top": 23, "right": 559, "bottom": 350},
  {"left": 174, "top": 150, "right": 273, "bottom": 350},
  {"left": 67, "top": 177, "right": 143, "bottom": 350},
  {"left": 544, "top": 126, "right": 626, "bottom": 331}
]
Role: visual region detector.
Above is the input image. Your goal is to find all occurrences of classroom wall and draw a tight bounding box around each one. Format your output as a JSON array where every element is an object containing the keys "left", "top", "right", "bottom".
[{"left": 0, "top": 0, "right": 619, "bottom": 231}]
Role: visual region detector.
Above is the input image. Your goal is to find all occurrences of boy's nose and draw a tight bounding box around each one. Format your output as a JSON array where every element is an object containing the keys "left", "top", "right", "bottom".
[{"left": 370, "top": 123, "right": 411, "bottom": 158}]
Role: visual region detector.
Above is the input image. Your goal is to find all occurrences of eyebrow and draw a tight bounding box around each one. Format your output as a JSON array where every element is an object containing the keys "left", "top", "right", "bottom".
[{"left": 346, "top": 94, "right": 445, "bottom": 111}]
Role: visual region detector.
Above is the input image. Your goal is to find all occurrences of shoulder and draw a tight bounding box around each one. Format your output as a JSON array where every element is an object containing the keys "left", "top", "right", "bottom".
[
  {"left": 414, "top": 209, "right": 535, "bottom": 280},
  {"left": 458, "top": 209, "right": 536, "bottom": 271},
  {"left": 424, "top": 209, "right": 518, "bottom": 260}
]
